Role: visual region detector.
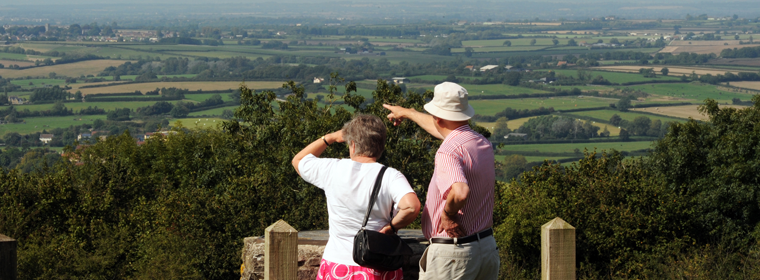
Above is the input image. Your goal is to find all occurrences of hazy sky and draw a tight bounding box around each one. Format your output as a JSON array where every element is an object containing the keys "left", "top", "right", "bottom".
[{"left": 1, "top": 0, "right": 758, "bottom": 25}]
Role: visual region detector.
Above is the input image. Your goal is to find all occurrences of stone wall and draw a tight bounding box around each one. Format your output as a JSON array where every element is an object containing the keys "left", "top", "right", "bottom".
[{"left": 240, "top": 232, "right": 428, "bottom": 280}]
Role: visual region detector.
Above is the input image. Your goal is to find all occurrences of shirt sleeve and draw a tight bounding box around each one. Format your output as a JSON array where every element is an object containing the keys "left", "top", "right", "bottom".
[
  {"left": 434, "top": 150, "right": 468, "bottom": 197},
  {"left": 388, "top": 170, "right": 415, "bottom": 204},
  {"left": 298, "top": 154, "right": 339, "bottom": 189}
]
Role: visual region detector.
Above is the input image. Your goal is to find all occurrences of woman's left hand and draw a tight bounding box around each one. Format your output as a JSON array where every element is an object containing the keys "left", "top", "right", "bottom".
[
  {"left": 379, "top": 225, "right": 396, "bottom": 235},
  {"left": 326, "top": 130, "right": 345, "bottom": 144}
]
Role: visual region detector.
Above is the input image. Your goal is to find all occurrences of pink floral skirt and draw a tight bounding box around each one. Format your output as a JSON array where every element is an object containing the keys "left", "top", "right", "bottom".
[{"left": 317, "top": 259, "right": 403, "bottom": 280}]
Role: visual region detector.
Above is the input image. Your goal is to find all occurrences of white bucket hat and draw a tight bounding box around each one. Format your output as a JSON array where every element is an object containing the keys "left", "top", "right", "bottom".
[{"left": 423, "top": 82, "right": 475, "bottom": 121}]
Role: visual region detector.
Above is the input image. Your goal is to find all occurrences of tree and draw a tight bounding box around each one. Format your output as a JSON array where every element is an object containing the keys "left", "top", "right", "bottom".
[
  {"left": 552, "top": 39, "right": 559, "bottom": 46},
  {"left": 600, "top": 126, "right": 610, "bottom": 137},
  {"left": 170, "top": 103, "right": 190, "bottom": 118},
  {"left": 464, "top": 47, "right": 474, "bottom": 57},
  {"left": 610, "top": 38, "right": 620, "bottom": 45},
  {"left": 619, "top": 128, "right": 630, "bottom": 140},
  {"left": 631, "top": 116, "right": 652, "bottom": 136},
  {"left": 503, "top": 40, "right": 512, "bottom": 46},
  {"left": 530, "top": 39, "right": 537, "bottom": 46},
  {"left": 661, "top": 67, "right": 669, "bottom": 76},
  {"left": 609, "top": 114, "right": 622, "bottom": 126},
  {"left": 567, "top": 39, "right": 577, "bottom": 46},
  {"left": 616, "top": 97, "right": 632, "bottom": 112},
  {"left": 499, "top": 154, "right": 527, "bottom": 180},
  {"left": 492, "top": 117, "right": 510, "bottom": 139}
]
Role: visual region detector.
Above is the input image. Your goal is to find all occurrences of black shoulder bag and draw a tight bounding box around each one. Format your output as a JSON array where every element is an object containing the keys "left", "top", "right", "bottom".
[{"left": 353, "top": 166, "right": 414, "bottom": 271}]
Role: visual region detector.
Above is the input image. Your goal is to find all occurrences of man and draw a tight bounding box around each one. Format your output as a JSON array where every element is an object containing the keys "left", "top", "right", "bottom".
[{"left": 383, "top": 82, "right": 498, "bottom": 279}]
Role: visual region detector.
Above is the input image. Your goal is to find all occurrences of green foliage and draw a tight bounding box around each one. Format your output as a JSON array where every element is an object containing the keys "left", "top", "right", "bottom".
[
  {"left": 1, "top": 77, "right": 480, "bottom": 279},
  {"left": 495, "top": 151, "right": 693, "bottom": 278},
  {"left": 29, "top": 86, "right": 69, "bottom": 103},
  {"left": 495, "top": 96, "right": 760, "bottom": 278}
]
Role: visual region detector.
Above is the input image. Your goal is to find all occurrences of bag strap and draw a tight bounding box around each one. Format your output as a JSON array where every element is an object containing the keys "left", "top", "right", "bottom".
[{"left": 361, "top": 165, "right": 388, "bottom": 229}]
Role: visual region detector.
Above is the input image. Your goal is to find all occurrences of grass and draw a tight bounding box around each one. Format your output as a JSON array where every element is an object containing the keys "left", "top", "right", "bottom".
[
  {"left": 188, "top": 106, "right": 239, "bottom": 117},
  {"left": 76, "top": 81, "right": 282, "bottom": 95},
  {"left": 0, "top": 60, "right": 127, "bottom": 79},
  {"left": 10, "top": 100, "right": 189, "bottom": 112},
  {"left": 498, "top": 140, "right": 655, "bottom": 154},
  {"left": 452, "top": 46, "right": 549, "bottom": 53},
  {"left": 551, "top": 69, "right": 681, "bottom": 84},
  {"left": 478, "top": 115, "right": 622, "bottom": 136},
  {"left": 10, "top": 79, "right": 68, "bottom": 89},
  {"left": 183, "top": 93, "right": 234, "bottom": 102},
  {"left": 107, "top": 74, "right": 198, "bottom": 81},
  {"left": 494, "top": 154, "right": 575, "bottom": 163},
  {"left": 625, "top": 83, "right": 752, "bottom": 103},
  {"left": 0, "top": 115, "right": 108, "bottom": 136},
  {"left": 462, "top": 38, "right": 573, "bottom": 47},
  {"left": 408, "top": 75, "right": 451, "bottom": 81},
  {"left": 168, "top": 117, "right": 226, "bottom": 129},
  {"left": 460, "top": 84, "right": 550, "bottom": 97},
  {"left": 469, "top": 96, "right": 617, "bottom": 115},
  {"left": 569, "top": 109, "right": 687, "bottom": 124},
  {"left": 0, "top": 53, "right": 32, "bottom": 60}
]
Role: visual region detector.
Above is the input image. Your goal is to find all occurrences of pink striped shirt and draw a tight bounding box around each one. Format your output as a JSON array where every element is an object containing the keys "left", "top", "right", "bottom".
[{"left": 422, "top": 125, "right": 495, "bottom": 239}]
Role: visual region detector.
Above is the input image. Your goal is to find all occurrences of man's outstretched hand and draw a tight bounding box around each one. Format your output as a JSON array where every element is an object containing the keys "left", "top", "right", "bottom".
[{"left": 382, "top": 104, "right": 407, "bottom": 126}]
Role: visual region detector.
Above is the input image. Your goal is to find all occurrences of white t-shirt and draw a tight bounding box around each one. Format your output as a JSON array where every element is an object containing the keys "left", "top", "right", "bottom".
[{"left": 298, "top": 154, "right": 415, "bottom": 266}]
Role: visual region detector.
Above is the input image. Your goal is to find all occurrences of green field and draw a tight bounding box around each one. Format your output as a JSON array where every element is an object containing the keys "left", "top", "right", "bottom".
[
  {"left": 626, "top": 83, "right": 752, "bottom": 103},
  {"left": 8, "top": 100, "right": 188, "bottom": 112},
  {"left": 495, "top": 154, "right": 575, "bottom": 163},
  {"left": 462, "top": 38, "right": 573, "bottom": 47},
  {"left": 10, "top": 78, "right": 68, "bottom": 89},
  {"left": 498, "top": 140, "right": 655, "bottom": 154},
  {"left": 569, "top": 109, "right": 686, "bottom": 124},
  {"left": 188, "top": 106, "right": 238, "bottom": 117},
  {"left": 0, "top": 53, "right": 34, "bottom": 61},
  {"left": 182, "top": 93, "right": 234, "bottom": 102},
  {"left": 452, "top": 46, "right": 548, "bottom": 53},
  {"left": 460, "top": 84, "right": 550, "bottom": 96},
  {"left": 0, "top": 115, "right": 108, "bottom": 136},
  {"left": 551, "top": 69, "right": 682, "bottom": 84},
  {"left": 552, "top": 85, "right": 617, "bottom": 92},
  {"left": 168, "top": 117, "right": 226, "bottom": 129},
  {"left": 408, "top": 75, "right": 451, "bottom": 81},
  {"left": 469, "top": 96, "right": 615, "bottom": 115}
]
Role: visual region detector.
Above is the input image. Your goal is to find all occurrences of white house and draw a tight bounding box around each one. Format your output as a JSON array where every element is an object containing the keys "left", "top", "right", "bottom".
[
  {"left": 40, "top": 134, "right": 54, "bottom": 144},
  {"left": 480, "top": 65, "right": 499, "bottom": 72},
  {"left": 313, "top": 77, "right": 325, "bottom": 84},
  {"left": 392, "top": 77, "right": 410, "bottom": 84}
]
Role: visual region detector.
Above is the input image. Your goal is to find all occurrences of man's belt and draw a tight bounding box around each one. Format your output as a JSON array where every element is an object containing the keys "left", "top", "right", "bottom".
[{"left": 430, "top": 228, "right": 493, "bottom": 245}]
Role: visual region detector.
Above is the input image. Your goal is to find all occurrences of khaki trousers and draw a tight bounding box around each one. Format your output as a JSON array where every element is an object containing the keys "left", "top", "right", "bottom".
[{"left": 418, "top": 235, "right": 499, "bottom": 280}]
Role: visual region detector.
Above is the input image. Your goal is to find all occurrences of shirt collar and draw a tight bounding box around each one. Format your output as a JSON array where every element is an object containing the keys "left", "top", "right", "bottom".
[{"left": 442, "top": 124, "right": 472, "bottom": 145}]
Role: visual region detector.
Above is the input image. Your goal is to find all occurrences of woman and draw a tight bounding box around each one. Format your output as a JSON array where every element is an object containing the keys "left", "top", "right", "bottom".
[{"left": 292, "top": 114, "right": 421, "bottom": 279}]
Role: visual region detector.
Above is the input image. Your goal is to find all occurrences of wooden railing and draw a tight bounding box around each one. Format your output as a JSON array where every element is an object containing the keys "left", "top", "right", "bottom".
[{"left": 0, "top": 234, "right": 17, "bottom": 280}]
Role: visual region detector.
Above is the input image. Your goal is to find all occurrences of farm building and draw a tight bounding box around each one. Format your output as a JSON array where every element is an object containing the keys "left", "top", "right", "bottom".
[
  {"left": 480, "top": 65, "right": 499, "bottom": 72},
  {"left": 392, "top": 77, "right": 410, "bottom": 84},
  {"left": 313, "top": 77, "right": 325, "bottom": 83},
  {"left": 77, "top": 133, "right": 91, "bottom": 140},
  {"left": 504, "top": 133, "right": 528, "bottom": 139},
  {"left": 40, "top": 134, "right": 54, "bottom": 144},
  {"left": 8, "top": 96, "right": 26, "bottom": 105}
]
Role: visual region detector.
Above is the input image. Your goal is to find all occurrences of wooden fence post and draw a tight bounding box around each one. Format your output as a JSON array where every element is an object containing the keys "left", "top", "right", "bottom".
[
  {"left": 264, "top": 220, "right": 298, "bottom": 280},
  {"left": 541, "top": 217, "right": 575, "bottom": 280},
  {"left": 0, "top": 234, "right": 17, "bottom": 280}
]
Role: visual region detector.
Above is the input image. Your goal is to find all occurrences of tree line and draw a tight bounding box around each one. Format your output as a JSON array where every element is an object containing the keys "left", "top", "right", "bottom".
[{"left": 2, "top": 79, "right": 760, "bottom": 278}]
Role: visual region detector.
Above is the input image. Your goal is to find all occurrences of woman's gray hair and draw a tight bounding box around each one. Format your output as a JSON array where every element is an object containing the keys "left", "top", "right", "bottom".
[{"left": 343, "top": 114, "right": 387, "bottom": 158}]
